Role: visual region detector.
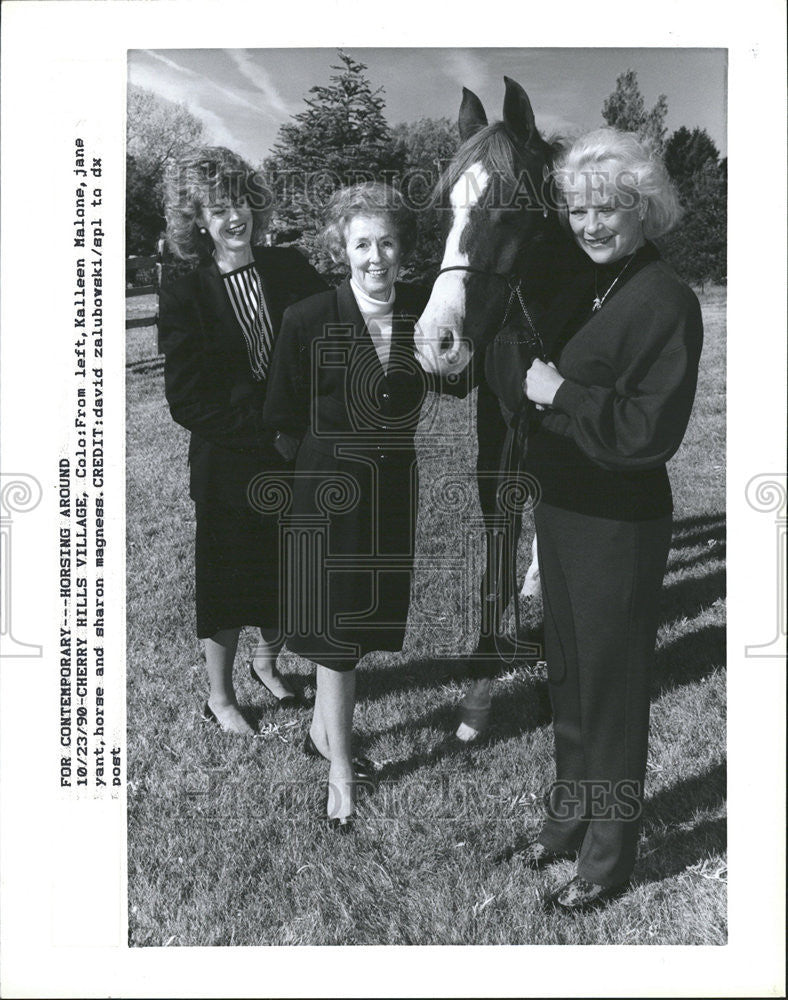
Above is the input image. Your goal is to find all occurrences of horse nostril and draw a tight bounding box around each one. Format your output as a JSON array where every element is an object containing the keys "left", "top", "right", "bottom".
[{"left": 439, "top": 331, "right": 455, "bottom": 351}]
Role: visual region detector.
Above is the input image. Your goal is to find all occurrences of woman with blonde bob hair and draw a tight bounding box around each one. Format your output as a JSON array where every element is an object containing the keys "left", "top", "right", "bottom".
[
  {"left": 553, "top": 127, "right": 683, "bottom": 240},
  {"left": 158, "top": 146, "right": 326, "bottom": 734},
  {"left": 485, "top": 128, "right": 703, "bottom": 909}
]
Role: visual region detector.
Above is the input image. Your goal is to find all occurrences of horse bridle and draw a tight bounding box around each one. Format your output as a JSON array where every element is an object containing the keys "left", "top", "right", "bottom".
[{"left": 436, "top": 264, "right": 547, "bottom": 361}]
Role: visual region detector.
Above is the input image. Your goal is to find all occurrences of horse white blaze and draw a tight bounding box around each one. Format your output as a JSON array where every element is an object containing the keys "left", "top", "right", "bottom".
[
  {"left": 520, "top": 534, "right": 541, "bottom": 599},
  {"left": 414, "top": 162, "right": 490, "bottom": 375}
]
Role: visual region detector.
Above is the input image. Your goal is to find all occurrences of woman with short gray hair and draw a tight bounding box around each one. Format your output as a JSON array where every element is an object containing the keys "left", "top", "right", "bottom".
[{"left": 265, "top": 181, "right": 468, "bottom": 829}]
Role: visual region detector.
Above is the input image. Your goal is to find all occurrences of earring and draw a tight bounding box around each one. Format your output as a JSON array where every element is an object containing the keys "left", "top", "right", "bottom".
[
  {"left": 199, "top": 227, "right": 207, "bottom": 234},
  {"left": 543, "top": 207, "right": 549, "bottom": 219}
]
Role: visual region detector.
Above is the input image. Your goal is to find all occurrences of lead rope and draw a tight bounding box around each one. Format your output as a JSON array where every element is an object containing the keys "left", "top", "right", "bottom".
[
  {"left": 509, "top": 279, "right": 546, "bottom": 651},
  {"left": 493, "top": 281, "right": 546, "bottom": 658},
  {"left": 436, "top": 264, "right": 545, "bottom": 657}
]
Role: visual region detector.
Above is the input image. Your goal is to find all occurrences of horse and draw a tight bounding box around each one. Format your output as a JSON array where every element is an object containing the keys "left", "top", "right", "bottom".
[{"left": 415, "top": 77, "right": 569, "bottom": 742}]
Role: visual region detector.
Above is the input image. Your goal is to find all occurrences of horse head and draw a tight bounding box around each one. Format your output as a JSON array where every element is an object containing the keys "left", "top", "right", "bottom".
[{"left": 414, "top": 77, "right": 557, "bottom": 377}]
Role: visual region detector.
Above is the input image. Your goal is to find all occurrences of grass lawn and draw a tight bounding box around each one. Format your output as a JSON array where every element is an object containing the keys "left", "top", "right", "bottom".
[{"left": 126, "top": 285, "right": 726, "bottom": 946}]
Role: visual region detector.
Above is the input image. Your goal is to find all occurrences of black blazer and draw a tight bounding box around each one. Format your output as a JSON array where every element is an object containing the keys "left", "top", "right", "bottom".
[
  {"left": 263, "top": 278, "right": 472, "bottom": 663},
  {"left": 264, "top": 278, "right": 474, "bottom": 443},
  {"left": 158, "top": 246, "right": 327, "bottom": 505}
]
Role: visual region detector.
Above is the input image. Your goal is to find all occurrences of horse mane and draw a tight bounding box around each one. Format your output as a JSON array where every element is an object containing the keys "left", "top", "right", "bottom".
[{"left": 433, "top": 121, "right": 564, "bottom": 207}]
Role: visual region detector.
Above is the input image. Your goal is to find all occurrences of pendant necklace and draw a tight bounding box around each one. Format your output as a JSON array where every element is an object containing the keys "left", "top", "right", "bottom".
[{"left": 592, "top": 255, "right": 634, "bottom": 312}]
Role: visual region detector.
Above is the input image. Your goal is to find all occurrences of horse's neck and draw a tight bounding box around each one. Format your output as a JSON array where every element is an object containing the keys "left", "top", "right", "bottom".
[{"left": 517, "top": 226, "right": 588, "bottom": 308}]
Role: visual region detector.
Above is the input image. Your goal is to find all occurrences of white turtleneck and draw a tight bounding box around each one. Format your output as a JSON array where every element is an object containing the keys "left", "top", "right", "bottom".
[{"left": 350, "top": 279, "right": 395, "bottom": 372}]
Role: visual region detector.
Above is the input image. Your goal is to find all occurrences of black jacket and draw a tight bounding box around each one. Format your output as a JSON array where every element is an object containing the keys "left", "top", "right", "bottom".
[
  {"left": 263, "top": 278, "right": 471, "bottom": 665},
  {"left": 158, "top": 246, "right": 327, "bottom": 506},
  {"left": 485, "top": 245, "right": 703, "bottom": 519}
]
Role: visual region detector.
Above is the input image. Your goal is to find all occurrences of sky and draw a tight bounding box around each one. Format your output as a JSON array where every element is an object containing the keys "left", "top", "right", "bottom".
[{"left": 128, "top": 48, "right": 727, "bottom": 165}]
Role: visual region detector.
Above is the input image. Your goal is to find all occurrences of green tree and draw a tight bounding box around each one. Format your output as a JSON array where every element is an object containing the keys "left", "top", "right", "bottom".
[
  {"left": 663, "top": 125, "right": 720, "bottom": 200},
  {"left": 602, "top": 74, "right": 726, "bottom": 284},
  {"left": 659, "top": 145, "right": 727, "bottom": 287},
  {"left": 602, "top": 69, "right": 668, "bottom": 153},
  {"left": 263, "top": 51, "right": 395, "bottom": 278},
  {"left": 125, "top": 84, "right": 205, "bottom": 255},
  {"left": 389, "top": 117, "right": 459, "bottom": 282},
  {"left": 126, "top": 153, "right": 165, "bottom": 259}
]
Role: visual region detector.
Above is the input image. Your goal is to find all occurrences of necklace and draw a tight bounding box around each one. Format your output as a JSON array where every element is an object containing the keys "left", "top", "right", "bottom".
[{"left": 592, "top": 256, "right": 634, "bottom": 312}]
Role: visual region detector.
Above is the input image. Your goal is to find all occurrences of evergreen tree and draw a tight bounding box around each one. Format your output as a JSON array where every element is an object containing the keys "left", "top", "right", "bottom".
[
  {"left": 659, "top": 131, "right": 727, "bottom": 287},
  {"left": 663, "top": 125, "right": 721, "bottom": 200},
  {"left": 601, "top": 69, "right": 668, "bottom": 153},
  {"left": 263, "top": 52, "right": 396, "bottom": 277}
]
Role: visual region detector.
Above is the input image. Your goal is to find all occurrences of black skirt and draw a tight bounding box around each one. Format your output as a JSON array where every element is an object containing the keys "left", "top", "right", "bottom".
[
  {"left": 194, "top": 501, "right": 284, "bottom": 639},
  {"left": 284, "top": 436, "right": 418, "bottom": 671}
]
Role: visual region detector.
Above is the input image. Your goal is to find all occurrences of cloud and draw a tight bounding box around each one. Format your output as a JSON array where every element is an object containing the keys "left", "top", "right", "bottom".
[
  {"left": 536, "top": 113, "right": 585, "bottom": 143},
  {"left": 225, "top": 50, "right": 292, "bottom": 120},
  {"left": 134, "top": 50, "right": 270, "bottom": 117},
  {"left": 190, "top": 104, "right": 246, "bottom": 152},
  {"left": 441, "top": 50, "right": 489, "bottom": 95},
  {"left": 128, "top": 56, "right": 196, "bottom": 105},
  {"left": 136, "top": 49, "right": 199, "bottom": 79},
  {"left": 128, "top": 51, "right": 268, "bottom": 162}
]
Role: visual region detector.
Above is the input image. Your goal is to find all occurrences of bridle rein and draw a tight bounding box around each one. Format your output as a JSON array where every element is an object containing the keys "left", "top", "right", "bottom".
[
  {"left": 435, "top": 264, "right": 547, "bottom": 361},
  {"left": 434, "top": 265, "right": 545, "bottom": 651}
]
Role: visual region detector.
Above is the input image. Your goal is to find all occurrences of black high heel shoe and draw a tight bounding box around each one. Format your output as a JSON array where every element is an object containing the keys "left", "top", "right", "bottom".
[
  {"left": 325, "top": 815, "right": 354, "bottom": 834},
  {"left": 248, "top": 660, "right": 299, "bottom": 709},
  {"left": 321, "top": 785, "right": 355, "bottom": 833},
  {"left": 303, "top": 733, "right": 377, "bottom": 787},
  {"left": 201, "top": 702, "right": 218, "bottom": 725}
]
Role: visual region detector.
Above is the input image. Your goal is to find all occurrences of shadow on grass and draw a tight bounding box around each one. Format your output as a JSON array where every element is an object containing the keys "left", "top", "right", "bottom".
[
  {"left": 659, "top": 567, "right": 725, "bottom": 625},
  {"left": 367, "top": 670, "right": 553, "bottom": 784},
  {"left": 361, "top": 604, "right": 724, "bottom": 784},
  {"left": 637, "top": 760, "right": 727, "bottom": 884},
  {"left": 653, "top": 623, "right": 726, "bottom": 694},
  {"left": 356, "top": 638, "right": 544, "bottom": 703},
  {"left": 670, "top": 512, "right": 726, "bottom": 547},
  {"left": 492, "top": 762, "right": 727, "bottom": 881},
  {"left": 667, "top": 541, "right": 726, "bottom": 572},
  {"left": 239, "top": 677, "right": 316, "bottom": 731}
]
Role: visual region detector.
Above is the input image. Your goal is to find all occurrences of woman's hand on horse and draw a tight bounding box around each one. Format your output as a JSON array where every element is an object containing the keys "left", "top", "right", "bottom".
[{"left": 524, "top": 359, "right": 564, "bottom": 408}]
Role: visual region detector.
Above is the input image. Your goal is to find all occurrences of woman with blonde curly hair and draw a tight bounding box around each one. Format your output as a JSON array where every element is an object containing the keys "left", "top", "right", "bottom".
[
  {"left": 485, "top": 128, "right": 703, "bottom": 909},
  {"left": 158, "top": 146, "right": 326, "bottom": 734}
]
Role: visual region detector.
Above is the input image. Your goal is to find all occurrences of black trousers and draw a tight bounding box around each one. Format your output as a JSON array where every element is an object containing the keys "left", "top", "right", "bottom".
[{"left": 535, "top": 501, "right": 672, "bottom": 886}]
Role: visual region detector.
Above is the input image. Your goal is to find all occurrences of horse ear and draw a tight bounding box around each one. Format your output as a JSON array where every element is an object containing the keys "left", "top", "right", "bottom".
[
  {"left": 502, "top": 76, "right": 537, "bottom": 148},
  {"left": 459, "top": 87, "right": 488, "bottom": 141}
]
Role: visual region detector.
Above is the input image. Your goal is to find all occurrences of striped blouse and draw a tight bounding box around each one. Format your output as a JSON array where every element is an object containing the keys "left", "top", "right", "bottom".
[{"left": 221, "top": 262, "right": 274, "bottom": 381}]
